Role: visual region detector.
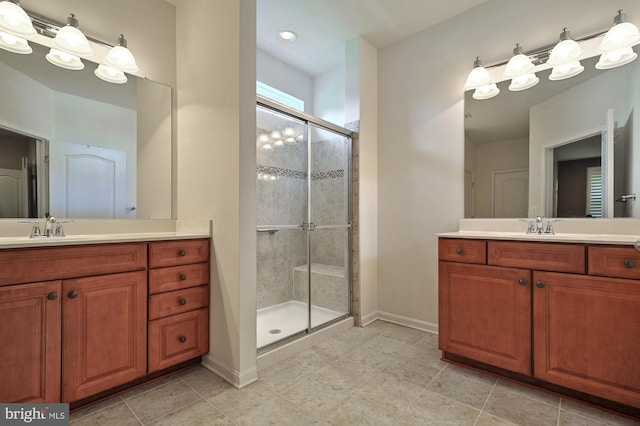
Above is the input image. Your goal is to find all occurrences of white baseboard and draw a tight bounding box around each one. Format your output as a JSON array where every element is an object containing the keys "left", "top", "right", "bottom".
[
  {"left": 371, "top": 310, "right": 439, "bottom": 335},
  {"left": 360, "top": 310, "right": 379, "bottom": 327},
  {"left": 201, "top": 354, "right": 257, "bottom": 389}
]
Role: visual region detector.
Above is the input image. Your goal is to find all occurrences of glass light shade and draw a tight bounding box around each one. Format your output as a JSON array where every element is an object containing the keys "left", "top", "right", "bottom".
[
  {"left": 0, "top": 1, "right": 35, "bottom": 36},
  {"left": 548, "top": 29, "right": 582, "bottom": 66},
  {"left": 94, "top": 64, "right": 127, "bottom": 84},
  {"left": 273, "top": 139, "right": 285, "bottom": 148},
  {"left": 270, "top": 130, "right": 282, "bottom": 140},
  {"left": 46, "top": 48, "right": 84, "bottom": 70},
  {"left": 104, "top": 35, "right": 138, "bottom": 73},
  {"left": 261, "top": 143, "right": 273, "bottom": 150},
  {"left": 472, "top": 83, "right": 499, "bottom": 100},
  {"left": 0, "top": 30, "right": 30, "bottom": 53},
  {"left": 509, "top": 73, "right": 539, "bottom": 91},
  {"left": 284, "top": 137, "right": 296, "bottom": 145},
  {"left": 53, "top": 14, "right": 93, "bottom": 56},
  {"left": 549, "top": 60, "right": 584, "bottom": 80},
  {"left": 257, "top": 133, "right": 270, "bottom": 143},
  {"left": 596, "top": 47, "right": 638, "bottom": 69},
  {"left": 282, "top": 127, "right": 295, "bottom": 137},
  {"left": 599, "top": 11, "right": 640, "bottom": 52},
  {"left": 464, "top": 64, "right": 491, "bottom": 90},
  {"left": 504, "top": 54, "right": 534, "bottom": 77},
  {"left": 295, "top": 134, "right": 304, "bottom": 142}
]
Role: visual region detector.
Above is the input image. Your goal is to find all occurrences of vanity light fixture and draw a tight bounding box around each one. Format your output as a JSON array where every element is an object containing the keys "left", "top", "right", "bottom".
[
  {"left": 47, "top": 13, "right": 92, "bottom": 71},
  {"left": 46, "top": 48, "right": 84, "bottom": 70},
  {"left": 104, "top": 34, "right": 138, "bottom": 73},
  {"left": 596, "top": 10, "right": 640, "bottom": 69},
  {"left": 94, "top": 64, "right": 127, "bottom": 84},
  {"left": 547, "top": 28, "right": 584, "bottom": 80},
  {"left": 52, "top": 13, "right": 93, "bottom": 56},
  {"left": 0, "top": 0, "right": 35, "bottom": 54},
  {"left": 504, "top": 43, "right": 539, "bottom": 91},
  {"left": 464, "top": 57, "right": 499, "bottom": 100}
]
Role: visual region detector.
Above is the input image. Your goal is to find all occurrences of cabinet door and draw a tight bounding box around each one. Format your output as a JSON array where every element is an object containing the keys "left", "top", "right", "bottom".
[
  {"left": 439, "top": 262, "right": 532, "bottom": 375},
  {"left": 62, "top": 271, "right": 147, "bottom": 402},
  {"left": 0, "top": 281, "right": 61, "bottom": 403},
  {"left": 533, "top": 271, "right": 640, "bottom": 408}
]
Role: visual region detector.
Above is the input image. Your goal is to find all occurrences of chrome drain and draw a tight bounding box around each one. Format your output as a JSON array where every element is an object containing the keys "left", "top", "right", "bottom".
[{"left": 268, "top": 329, "right": 281, "bottom": 334}]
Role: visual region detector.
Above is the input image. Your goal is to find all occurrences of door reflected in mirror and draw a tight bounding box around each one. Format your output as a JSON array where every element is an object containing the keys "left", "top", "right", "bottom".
[{"left": 0, "top": 40, "right": 171, "bottom": 219}]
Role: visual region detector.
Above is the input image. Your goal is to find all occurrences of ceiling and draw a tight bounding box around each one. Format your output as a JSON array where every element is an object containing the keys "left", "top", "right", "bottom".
[{"left": 256, "top": 0, "right": 487, "bottom": 77}]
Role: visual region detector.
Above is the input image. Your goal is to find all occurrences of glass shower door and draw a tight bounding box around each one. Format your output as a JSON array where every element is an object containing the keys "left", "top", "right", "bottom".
[
  {"left": 308, "top": 124, "right": 351, "bottom": 330},
  {"left": 256, "top": 105, "right": 309, "bottom": 348}
]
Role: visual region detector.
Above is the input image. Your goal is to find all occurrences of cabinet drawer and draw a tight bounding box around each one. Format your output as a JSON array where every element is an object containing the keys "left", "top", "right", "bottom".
[
  {"left": 488, "top": 241, "right": 585, "bottom": 273},
  {"left": 149, "top": 263, "right": 209, "bottom": 294},
  {"left": 148, "top": 308, "right": 208, "bottom": 373},
  {"left": 149, "top": 286, "right": 209, "bottom": 320},
  {"left": 149, "top": 239, "right": 209, "bottom": 268},
  {"left": 438, "top": 238, "right": 486, "bottom": 264},
  {"left": 0, "top": 243, "right": 147, "bottom": 286},
  {"left": 588, "top": 245, "right": 640, "bottom": 279}
]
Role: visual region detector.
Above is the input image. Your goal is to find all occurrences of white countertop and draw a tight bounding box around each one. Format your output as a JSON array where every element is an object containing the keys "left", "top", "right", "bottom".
[
  {"left": 437, "top": 230, "right": 640, "bottom": 245},
  {"left": 0, "top": 232, "right": 211, "bottom": 249},
  {"left": 438, "top": 218, "right": 640, "bottom": 246},
  {"left": 0, "top": 219, "right": 212, "bottom": 249}
]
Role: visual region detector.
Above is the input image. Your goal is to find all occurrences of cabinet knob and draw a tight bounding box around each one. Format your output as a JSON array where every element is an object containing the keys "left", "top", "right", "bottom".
[
  {"left": 179, "top": 274, "right": 187, "bottom": 281},
  {"left": 518, "top": 278, "right": 527, "bottom": 286},
  {"left": 456, "top": 248, "right": 463, "bottom": 255},
  {"left": 535, "top": 281, "right": 545, "bottom": 289},
  {"left": 624, "top": 259, "right": 636, "bottom": 269},
  {"left": 179, "top": 336, "right": 187, "bottom": 343},
  {"left": 47, "top": 292, "right": 58, "bottom": 300},
  {"left": 179, "top": 298, "right": 187, "bottom": 305},
  {"left": 68, "top": 290, "right": 78, "bottom": 299},
  {"left": 178, "top": 250, "right": 186, "bottom": 257}
]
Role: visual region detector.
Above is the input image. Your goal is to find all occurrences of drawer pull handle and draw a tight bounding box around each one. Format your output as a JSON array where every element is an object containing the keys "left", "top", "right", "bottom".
[
  {"left": 518, "top": 279, "right": 527, "bottom": 286},
  {"left": 179, "top": 274, "right": 187, "bottom": 281},
  {"left": 47, "top": 292, "right": 58, "bottom": 300},
  {"left": 456, "top": 248, "right": 463, "bottom": 255},
  {"left": 68, "top": 290, "right": 78, "bottom": 299},
  {"left": 178, "top": 250, "right": 186, "bottom": 257},
  {"left": 624, "top": 259, "right": 636, "bottom": 268},
  {"left": 179, "top": 298, "right": 187, "bottom": 305},
  {"left": 536, "top": 281, "right": 545, "bottom": 289},
  {"left": 179, "top": 336, "right": 187, "bottom": 343}
]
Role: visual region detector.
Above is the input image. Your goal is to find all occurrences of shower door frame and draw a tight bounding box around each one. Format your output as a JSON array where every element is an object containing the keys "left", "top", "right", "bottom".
[{"left": 257, "top": 95, "right": 353, "bottom": 351}]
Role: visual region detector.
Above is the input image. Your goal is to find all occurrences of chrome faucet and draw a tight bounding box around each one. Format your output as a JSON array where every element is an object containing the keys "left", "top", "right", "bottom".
[
  {"left": 524, "top": 216, "right": 555, "bottom": 235},
  {"left": 21, "top": 215, "right": 69, "bottom": 238}
]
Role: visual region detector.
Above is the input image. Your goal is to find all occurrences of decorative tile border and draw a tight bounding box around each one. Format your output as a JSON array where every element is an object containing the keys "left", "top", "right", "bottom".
[{"left": 257, "top": 164, "right": 344, "bottom": 181}]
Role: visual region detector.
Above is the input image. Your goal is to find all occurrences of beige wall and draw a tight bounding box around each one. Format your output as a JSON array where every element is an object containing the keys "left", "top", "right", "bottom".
[
  {"left": 174, "top": 0, "right": 257, "bottom": 386},
  {"left": 377, "top": 0, "right": 640, "bottom": 328}
]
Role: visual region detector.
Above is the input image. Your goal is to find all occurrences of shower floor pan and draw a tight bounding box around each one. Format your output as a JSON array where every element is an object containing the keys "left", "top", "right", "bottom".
[{"left": 257, "top": 300, "right": 344, "bottom": 348}]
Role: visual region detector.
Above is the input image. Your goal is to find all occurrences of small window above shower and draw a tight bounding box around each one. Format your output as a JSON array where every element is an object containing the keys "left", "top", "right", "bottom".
[{"left": 257, "top": 81, "right": 304, "bottom": 111}]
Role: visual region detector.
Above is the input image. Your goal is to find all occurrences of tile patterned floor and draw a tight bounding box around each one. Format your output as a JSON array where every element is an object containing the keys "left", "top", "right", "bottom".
[{"left": 70, "top": 321, "right": 640, "bottom": 425}]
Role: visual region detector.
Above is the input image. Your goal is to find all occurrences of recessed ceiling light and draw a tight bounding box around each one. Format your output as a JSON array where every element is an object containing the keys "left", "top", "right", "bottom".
[{"left": 278, "top": 30, "right": 297, "bottom": 42}]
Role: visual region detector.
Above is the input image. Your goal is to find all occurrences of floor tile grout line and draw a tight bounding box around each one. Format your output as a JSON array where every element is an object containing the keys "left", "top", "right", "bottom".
[
  {"left": 121, "top": 398, "right": 145, "bottom": 426},
  {"left": 474, "top": 376, "right": 498, "bottom": 426},
  {"left": 69, "top": 395, "right": 124, "bottom": 422}
]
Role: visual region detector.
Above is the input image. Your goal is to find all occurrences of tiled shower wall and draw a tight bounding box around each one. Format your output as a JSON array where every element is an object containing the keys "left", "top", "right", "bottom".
[{"left": 256, "top": 128, "right": 350, "bottom": 311}]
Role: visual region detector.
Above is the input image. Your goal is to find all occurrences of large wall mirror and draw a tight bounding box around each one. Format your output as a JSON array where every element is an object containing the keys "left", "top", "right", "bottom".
[
  {"left": 464, "top": 49, "right": 640, "bottom": 219},
  {"left": 0, "top": 41, "right": 171, "bottom": 220}
]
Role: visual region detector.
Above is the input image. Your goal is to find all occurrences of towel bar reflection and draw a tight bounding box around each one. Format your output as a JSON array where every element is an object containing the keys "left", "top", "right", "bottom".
[{"left": 257, "top": 228, "right": 278, "bottom": 235}]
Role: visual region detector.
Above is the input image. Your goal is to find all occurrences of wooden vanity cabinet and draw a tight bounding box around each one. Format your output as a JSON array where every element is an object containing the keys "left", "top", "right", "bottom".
[
  {"left": 0, "top": 237, "right": 210, "bottom": 405},
  {"left": 533, "top": 270, "right": 640, "bottom": 408},
  {"left": 62, "top": 271, "right": 147, "bottom": 402},
  {"left": 148, "top": 239, "right": 210, "bottom": 373},
  {"left": 439, "top": 238, "right": 640, "bottom": 412},
  {"left": 0, "top": 281, "right": 62, "bottom": 403},
  {"left": 439, "top": 260, "right": 532, "bottom": 375}
]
